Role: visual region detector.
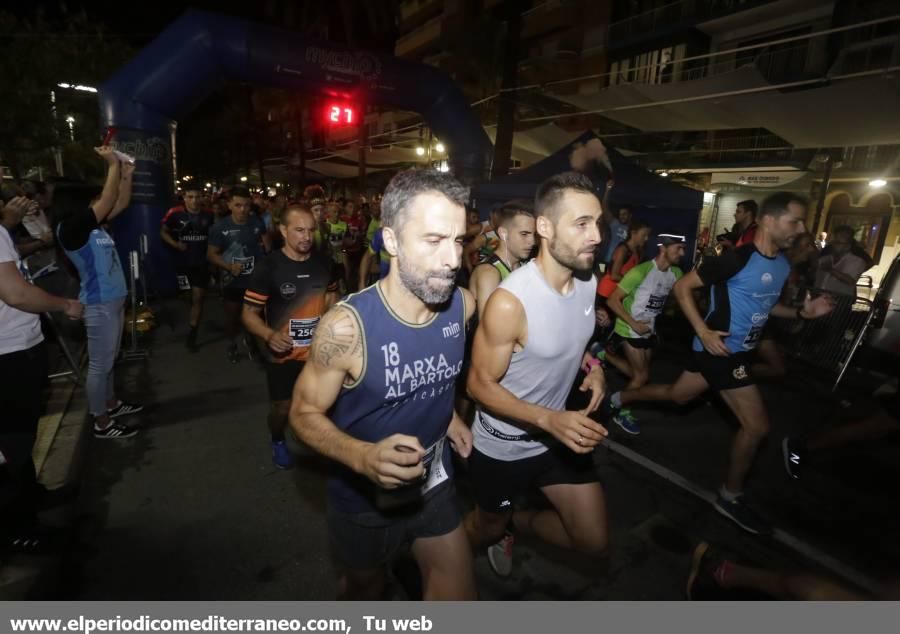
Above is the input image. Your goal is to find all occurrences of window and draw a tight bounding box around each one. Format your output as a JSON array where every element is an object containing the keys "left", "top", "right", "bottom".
[{"left": 610, "top": 44, "right": 682, "bottom": 86}]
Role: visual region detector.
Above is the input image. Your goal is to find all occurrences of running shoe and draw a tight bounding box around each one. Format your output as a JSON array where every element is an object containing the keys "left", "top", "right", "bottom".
[
  {"left": 714, "top": 495, "right": 771, "bottom": 535},
  {"left": 107, "top": 401, "right": 144, "bottom": 419},
  {"left": 686, "top": 542, "right": 720, "bottom": 600},
  {"left": 244, "top": 335, "right": 260, "bottom": 362},
  {"left": 271, "top": 440, "right": 294, "bottom": 470},
  {"left": 612, "top": 408, "right": 641, "bottom": 435},
  {"left": 93, "top": 421, "right": 138, "bottom": 439},
  {"left": 782, "top": 437, "right": 805, "bottom": 480},
  {"left": 487, "top": 532, "right": 514, "bottom": 577}
]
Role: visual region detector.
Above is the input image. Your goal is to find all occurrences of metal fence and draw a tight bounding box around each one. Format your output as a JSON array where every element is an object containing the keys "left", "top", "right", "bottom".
[{"left": 784, "top": 291, "right": 875, "bottom": 391}]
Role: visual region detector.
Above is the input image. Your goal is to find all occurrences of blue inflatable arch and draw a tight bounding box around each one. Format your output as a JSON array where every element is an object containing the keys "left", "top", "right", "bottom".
[{"left": 98, "top": 9, "right": 492, "bottom": 291}]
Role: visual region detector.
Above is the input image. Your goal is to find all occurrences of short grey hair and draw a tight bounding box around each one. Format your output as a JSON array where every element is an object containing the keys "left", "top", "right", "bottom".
[{"left": 381, "top": 169, "right": 469, "bottom": 231}]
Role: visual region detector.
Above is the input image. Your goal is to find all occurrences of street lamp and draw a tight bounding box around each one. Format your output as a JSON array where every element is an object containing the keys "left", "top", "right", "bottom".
[
  {"left": 57, "top": 83, "right": 97, "bottom": 93},
  {"left": 415, "top": 146, "right": 425, "bottom": 156},
  {"left": 240, "top": 176, "right": 248, "bottom": 182},
  {"left": 659, "top": 171, "right": 669, "bottom": 177},
  {"left": 869, "top": 178, "right": 887, "bottom": 188},
  {"left": 435, "top": 142, "right": 445, "bottom": 153}
]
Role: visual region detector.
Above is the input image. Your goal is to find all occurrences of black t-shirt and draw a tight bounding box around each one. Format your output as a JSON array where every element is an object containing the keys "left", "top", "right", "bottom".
[
  {"left": 244, "top": 250, "right": 337, "bottom": 363},
  {"left": 57, "top": 207, "right": 99, "bottom": 251},
  {"left": 162, "top": 207, "right": 215, "bottom": 268}
]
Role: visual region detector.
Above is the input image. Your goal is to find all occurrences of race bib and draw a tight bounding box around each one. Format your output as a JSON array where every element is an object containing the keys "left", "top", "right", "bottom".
[
  {"left": 374, "top": 436, "right": 448, "bottom": 510},
  {"left": 289, "top": 317, "right": 319, "bottom": 348},
  {"left": 420, "top": 437, "right": 448, "bottom": 496},
  {"left": 234, "top": 256, "right": 255, "bottom": 275},
  {"left": 176, "top": 275, "right": 191, "bottom": 291},
  {"left": 646, "top": 294, "right": 666, "bottom": 313},
  {"left": 742, "top": 314, "right": 769, "bottom": 350}
]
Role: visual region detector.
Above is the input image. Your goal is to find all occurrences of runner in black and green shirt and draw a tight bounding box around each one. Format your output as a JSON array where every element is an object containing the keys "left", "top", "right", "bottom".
[{"left": 604, "top": 234, "right": 684, "bottom": 435}]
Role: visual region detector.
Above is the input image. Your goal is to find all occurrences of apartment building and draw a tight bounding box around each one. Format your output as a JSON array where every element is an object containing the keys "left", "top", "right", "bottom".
[{"left": 577, "top": 0, "right": 900, "bottom": 283}]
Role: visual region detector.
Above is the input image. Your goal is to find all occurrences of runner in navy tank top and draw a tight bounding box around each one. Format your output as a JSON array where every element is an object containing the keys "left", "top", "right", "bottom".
[
  {"left": 290, "top": 170, "right": 477, "bottom": 600},
  {"left": 609, "top": 193, "right": 835, "bottom": 535}
]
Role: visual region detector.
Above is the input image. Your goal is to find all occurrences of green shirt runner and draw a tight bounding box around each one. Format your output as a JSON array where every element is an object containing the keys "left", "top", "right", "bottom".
[{"left": 614, "top": 259, "right": 683, "bottom": 339}]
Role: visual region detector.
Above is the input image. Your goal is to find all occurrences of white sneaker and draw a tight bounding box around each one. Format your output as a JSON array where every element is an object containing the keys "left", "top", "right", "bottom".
[{"left": 487, "top": 532, "right": 514, "bottom": 577}]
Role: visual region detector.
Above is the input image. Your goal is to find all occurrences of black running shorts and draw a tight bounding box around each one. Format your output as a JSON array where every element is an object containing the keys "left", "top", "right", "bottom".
[
  {"left": 265, "top": 360, "right": 304, "bottom": 402},
  {"left": 685, "top": 349, "right": 756, "bottom": 391},
  {"left": 176, "top": 266, "right": 210, "bottom": 290},
  {"left": 327, "top": 483, "right": 461, "bottom": 570},
  {"left": 610, "top": 331, "right": 658, "bottom": 351},
  {"left": 468, "top": 444, "right": 600, "bottom": 514}
]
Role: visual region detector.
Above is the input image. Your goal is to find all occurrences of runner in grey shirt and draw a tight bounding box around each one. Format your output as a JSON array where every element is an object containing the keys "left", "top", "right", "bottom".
[{"left": 465, "top": 171, "right": 609, "bottom": 577}]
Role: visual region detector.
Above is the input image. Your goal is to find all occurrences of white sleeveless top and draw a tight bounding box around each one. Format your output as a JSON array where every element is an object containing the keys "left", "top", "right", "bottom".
[{"left": 474, "top": 260, "right": 596, "bottom": 461}]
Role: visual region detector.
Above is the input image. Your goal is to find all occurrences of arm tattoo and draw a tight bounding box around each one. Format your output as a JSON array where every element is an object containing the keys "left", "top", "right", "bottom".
[{"left": 311, "top": 307, "right": 362, "bottom": 368}]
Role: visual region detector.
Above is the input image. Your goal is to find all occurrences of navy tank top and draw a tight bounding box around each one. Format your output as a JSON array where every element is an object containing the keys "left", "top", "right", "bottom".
[{"left": 328, "top": 282, "right": 466, "bottom": 515}]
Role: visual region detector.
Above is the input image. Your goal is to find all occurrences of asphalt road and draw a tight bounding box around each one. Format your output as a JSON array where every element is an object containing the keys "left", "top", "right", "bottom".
[{"left": 59, "top": 296, "right": 898, "bottom": 600}]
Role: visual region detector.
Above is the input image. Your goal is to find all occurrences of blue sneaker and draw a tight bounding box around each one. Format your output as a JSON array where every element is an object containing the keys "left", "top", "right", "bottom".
[
  {"left": 271, "top": 440, "right": 294, "bottom": 470},
  {"left": 613, "top": 408, "right": 641, "bottom": 435},
  {"left": 714, "top": 494, "right": 771, "bottom": 535}
]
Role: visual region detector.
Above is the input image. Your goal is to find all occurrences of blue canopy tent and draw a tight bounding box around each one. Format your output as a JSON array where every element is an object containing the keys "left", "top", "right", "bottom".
[{"left": 472, "top": 131, "right": 703, "bottom": 267}]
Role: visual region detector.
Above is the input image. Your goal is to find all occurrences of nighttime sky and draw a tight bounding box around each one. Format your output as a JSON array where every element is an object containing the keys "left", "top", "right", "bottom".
[{"left": 14, "top": 1, "right": 384, "bottom": 49}]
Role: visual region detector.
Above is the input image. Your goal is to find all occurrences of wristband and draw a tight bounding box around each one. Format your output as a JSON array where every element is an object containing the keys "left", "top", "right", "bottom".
[{"left": 583, "top": 356, "right": 601, "bottom": 373}]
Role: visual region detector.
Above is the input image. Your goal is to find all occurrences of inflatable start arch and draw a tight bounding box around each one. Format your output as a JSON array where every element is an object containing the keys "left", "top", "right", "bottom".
[{"left": 98, "top": 9, "right": 492, "bottom": 291}]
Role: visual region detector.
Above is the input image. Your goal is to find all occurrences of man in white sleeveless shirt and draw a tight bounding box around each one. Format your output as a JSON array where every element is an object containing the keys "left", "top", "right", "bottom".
[{"left": 466, "top": 172, "right": 609, "bottom": 577}]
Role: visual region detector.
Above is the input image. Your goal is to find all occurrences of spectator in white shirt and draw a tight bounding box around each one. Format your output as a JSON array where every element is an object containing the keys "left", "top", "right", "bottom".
[
  {"left": 815, "top": 225, "right": 868, "bottom": 297},
  {"left": 0, "top": 197, "right": 82, "bottom": 557}
]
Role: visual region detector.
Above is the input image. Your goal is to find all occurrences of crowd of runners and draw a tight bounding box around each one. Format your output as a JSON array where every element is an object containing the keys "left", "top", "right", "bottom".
[
  {"left": 4, "top": 147, "right": 898, "bottom": 600},
  {"left": 150, "top": 163, "right": 848, "bottom": 598}
]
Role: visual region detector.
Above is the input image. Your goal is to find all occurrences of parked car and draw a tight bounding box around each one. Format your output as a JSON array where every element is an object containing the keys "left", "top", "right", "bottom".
[{"left": 865, "top": 252, "right": 900, "bottom": 368}]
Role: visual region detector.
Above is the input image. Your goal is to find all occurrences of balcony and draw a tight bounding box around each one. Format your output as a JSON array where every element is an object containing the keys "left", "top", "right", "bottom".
[
  {"left": 607, "top": 37, "right": 829, "bottom": 90},
  {"left": 394, "top": 15, "right": 443, "bottom": 58},
  {"left": 518, "top": 49, "right": 582, "bottom": 88},
  {"left": 608, "top": 0, "right": 776, "bottom": 50}
]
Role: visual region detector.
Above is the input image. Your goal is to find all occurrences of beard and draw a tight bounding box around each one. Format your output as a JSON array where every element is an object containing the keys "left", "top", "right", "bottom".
[
  {"left": 290, "top": 240, "right": 312, "bottom": 256},
  {"left": 397, "top": 250, "right": 457, "bottom": 305},
  {"left": 549, "top": 236, "right": 594, "bottom": 272},
  {"left": 776, "top": 232, "right": 799, "bottom": 250}
]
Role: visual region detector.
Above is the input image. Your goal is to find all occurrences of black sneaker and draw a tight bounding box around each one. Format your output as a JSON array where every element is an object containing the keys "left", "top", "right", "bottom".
[
  {"left": 243, "top": 335, "right": 260, "bottom": 362},
  {"left": 2, "top": 526, "right": 64, "bottom": 557},
  {"left": 107, "top": 401, "right": 144, "bottom": 419},
  {"left": 782, "top": 437, "right": 805, "bottom": 480},
  {"left": 714, "top": 494, "right": 771, "bottom": 535},
  {"left": 93, "top": 421, "right": 138, "bottom": 439}
]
